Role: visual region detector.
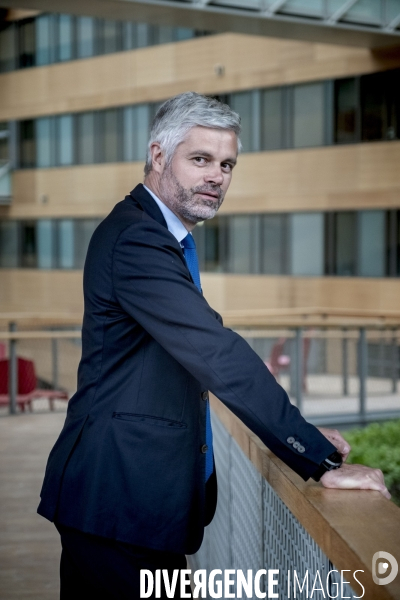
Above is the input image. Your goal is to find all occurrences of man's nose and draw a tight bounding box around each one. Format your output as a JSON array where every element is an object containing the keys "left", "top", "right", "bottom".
[{"left": 204, "top": 164, "right": 224, "bottom": 185}]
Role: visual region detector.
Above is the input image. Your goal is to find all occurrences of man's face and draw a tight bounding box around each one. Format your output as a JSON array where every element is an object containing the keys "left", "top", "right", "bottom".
[{"left": 158, "top": 126, "right": 238, "bottom": 226}]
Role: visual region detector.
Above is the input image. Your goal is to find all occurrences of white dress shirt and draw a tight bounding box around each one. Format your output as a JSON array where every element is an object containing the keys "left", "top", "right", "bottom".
[{"left": 144, "top": 185, "right": 189, "bottom": 245}]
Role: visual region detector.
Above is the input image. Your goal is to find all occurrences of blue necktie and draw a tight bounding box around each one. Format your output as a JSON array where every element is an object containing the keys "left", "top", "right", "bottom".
[{"left": 181, "top": 233, "right": 214, "bottom": 481}]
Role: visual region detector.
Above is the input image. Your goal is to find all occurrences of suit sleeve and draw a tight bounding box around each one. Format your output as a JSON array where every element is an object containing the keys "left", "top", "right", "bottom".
[{"left": 112, "top": 218, "right": 335, "bottom": 480}]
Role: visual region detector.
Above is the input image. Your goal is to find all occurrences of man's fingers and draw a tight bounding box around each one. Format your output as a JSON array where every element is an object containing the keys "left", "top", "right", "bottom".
[
  {"left": 320, "top": 463, "right": 391, "bottom": 499},
  {"left": 317, "top": 427, "right": 351, "bottom": 460}
]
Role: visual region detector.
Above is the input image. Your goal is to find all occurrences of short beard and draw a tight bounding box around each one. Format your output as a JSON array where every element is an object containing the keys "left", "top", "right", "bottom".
[{"left": 160, "top": 166, "right": 224, "bottom": 224}]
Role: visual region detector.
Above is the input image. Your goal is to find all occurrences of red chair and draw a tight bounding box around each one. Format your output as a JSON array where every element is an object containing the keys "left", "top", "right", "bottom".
[{"left": 0, "top": 357, "right": 68, "bottom": 411}]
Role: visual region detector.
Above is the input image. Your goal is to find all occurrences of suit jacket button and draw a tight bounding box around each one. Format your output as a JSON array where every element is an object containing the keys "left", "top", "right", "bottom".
[
  {"left": 287, "top": 436, "right": 295, "bottom": 444},
  {"left": 201, "top": 391, "right": 209, "bottom": 401},
  {"left": 201, "top": 444, "right": 208, "bottom": 453}
]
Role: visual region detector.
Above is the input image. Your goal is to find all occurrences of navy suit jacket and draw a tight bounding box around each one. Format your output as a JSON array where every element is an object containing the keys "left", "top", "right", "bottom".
[{"left": 38, "top": 184, "right": 335, "bottom": 555}]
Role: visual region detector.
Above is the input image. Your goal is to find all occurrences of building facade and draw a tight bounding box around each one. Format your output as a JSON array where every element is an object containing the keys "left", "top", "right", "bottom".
[{"left": 1, "top": 8, "right": 400, "bottom": 318}]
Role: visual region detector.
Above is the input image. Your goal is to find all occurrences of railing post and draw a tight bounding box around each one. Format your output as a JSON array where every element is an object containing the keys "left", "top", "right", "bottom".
[
  {"left": 52, "top": 336, "right": 59, "bottom": 389},
  {"left": 391, "top": 328, "right": 397, "bottom": 394},
  {"left": 8, "top": 321, "right": 17, "bottom": 415},
  {"left": 342, "top": 328, "right": 348, "bottom": 396},
  {"left": 295, "top": 327, "right": 303, "bottom": 413},
  {"left": 358, "top": 327, "right": 367, "bottom": 422}
]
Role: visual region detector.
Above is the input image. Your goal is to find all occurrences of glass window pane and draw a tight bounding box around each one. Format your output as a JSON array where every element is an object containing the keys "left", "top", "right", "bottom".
[
  {"left": 21, "top": 221, "right": 37, "bottom": 268},
  {"left": 290, "top": 213, "right": 324, "bottom": 276},
  {"left": 19, "top": 120, "right": 36, "bottom": 168},
  {"left": 0, "top": 221, "right": 19, "bottom": 267},
  {"left": 58, "top": 14, "right": 74, "bottom": 61},
  {"left": 58, "top": 220, "right": 75, "bottom": 268},
  {"left": 123, "top": 105, "right": 150, "bottom": 161},
  {"left": 293, "top": 82, "right": 325, "bottom": 148},
  {"left": 228, "top": 215, "right": 259, "bottom": 274},
  {"left": 204, "top": 218, "right": 220, "bottom": 272},
  {"left": 102, "top": 109, "right": 120, "bottom": 163},
  {"left": 335, "top": 212, "right": 357, "bottom": 276},
  {"left": 342, "top": 0, "right": 381, "bottom": 25},
  {"left": 261, "top": 214, "right": 286, "bottom": 274},
  {"left": 57, "top": 114, "right": 74, "bottom": 166},
  {"left": 230, "top": 92, "right": 253, "bottom": 153},
  {"left": 261, "top": 88, "right": 283, "bottom": 151},
  {"left": 75, "top": 219, "right": 100, "bottom": 268},
  {"left": 37, "top": 219, "right": 54, "bottom": 269},
  {"left": 359, "top": 211, "right": 385, "bottom": 277},
  {"left": 0, "top": 24, "right": 17, "bottom": 72},
  {"left": 102, "top": 20, "right": 120, "bottom": 54},
  {"left": 156, "top": 26, "right": 174, "bottom": 44},
  {"left": 36, "top": 14, "right": 52, "bottom": 66},
  {"left": 36, "top": 117, "right": 54, "bottom": 168},
  {"left": 18, "top": 19, "right": 35, "bottom": 68},
  {"left": 280, "top": 0, "right": 324, "bottom": 17},
  {"left": 0, "top": 122, "right": 9, "bottom": 161},
  {"left": 77, "top": 113, "right": 95, "bottom": 164},
  {"left": 77, "top": 17, "right": 95, "bottom": 58},
  {"left": 176, "top": 28, "right": 194, "bottom": 41},
  {"left": 361, "top": 73, "right": 386, "bottom": 141},
  {"left": 123, "top": 22, "right": 136, "bottom": 50},
  {"left": 136, "top": 23, "right": 150, "bottom": 48},
  {"left": 335, "top": 78, "right": 359, "bottom": 144}
]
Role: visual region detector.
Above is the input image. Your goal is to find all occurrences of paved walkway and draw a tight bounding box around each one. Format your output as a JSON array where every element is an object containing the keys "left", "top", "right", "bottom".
[{"left": 0, "top": 412, "right": 66, "bottom": 600}]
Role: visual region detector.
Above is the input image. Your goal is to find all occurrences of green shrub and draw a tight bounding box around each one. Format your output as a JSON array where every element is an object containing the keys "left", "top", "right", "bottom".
[{"left": 343, "top": 420, "right": 400, "bottom": 506}]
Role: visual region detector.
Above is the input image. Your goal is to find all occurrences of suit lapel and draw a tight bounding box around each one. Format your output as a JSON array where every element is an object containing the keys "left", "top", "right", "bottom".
[{"left": 129, "top": 184, "right": 168, "bottom": 230}]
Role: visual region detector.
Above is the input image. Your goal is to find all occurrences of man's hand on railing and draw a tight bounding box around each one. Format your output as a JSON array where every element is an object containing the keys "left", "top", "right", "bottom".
[
  {"left": 320, "top": 463, "right": 391, "bottom": 499},
  {"left": 317, "top": 427, "right": 351, "bottom": 461}
]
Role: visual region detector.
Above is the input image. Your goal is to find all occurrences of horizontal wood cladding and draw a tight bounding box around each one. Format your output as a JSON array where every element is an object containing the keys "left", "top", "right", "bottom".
[
  {"left": 2, "top": 141, "right": 399, "bottom": 219},
  {"left": 1, "top": 34, "right": 400, "bottom": 121},
  {"left": 1, "top": 270, "right": 400, "bottom": 316}
]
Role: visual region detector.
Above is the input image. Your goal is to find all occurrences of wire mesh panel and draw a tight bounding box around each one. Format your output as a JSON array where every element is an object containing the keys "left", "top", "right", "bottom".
[{"left": 191, "top": 412, "right": 356, "bottom": 599}]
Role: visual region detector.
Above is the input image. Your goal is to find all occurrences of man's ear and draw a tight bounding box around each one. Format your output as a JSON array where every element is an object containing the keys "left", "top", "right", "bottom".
[{"left": 149, "top": 142, "right": 165, "bottom": 174}]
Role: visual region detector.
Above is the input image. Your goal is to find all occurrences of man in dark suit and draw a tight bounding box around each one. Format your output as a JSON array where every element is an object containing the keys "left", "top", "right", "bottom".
[{"left": 38, "top": 92, "right": 390, "bottom": 599}]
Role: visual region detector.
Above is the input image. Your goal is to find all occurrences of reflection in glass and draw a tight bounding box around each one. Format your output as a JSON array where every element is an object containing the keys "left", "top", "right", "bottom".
[
  {"left": 58, "top": 220, "right": 75, "bottom": 269},
  {"left": 335, "top": 78, "right": 359, "bottom": 144},
  {"left": 359, "top": 211, "right": 385, "bottom": 277},
  {"left": 77, "top": 17, "right": 95, "bottom": 58},
  {"left": 261, "top": 88, "right": 283, "bottom": 151},
  {"left": 35, "top": 14, "right": 52, "bottom": 66},
  {"left": 335, "top": 212, "right": 357, "bottom": 276},
  {"left": 37, "top": 220, "right": 54, "bottom": 269},
  {"left": 261, "top": 214, "right": 287, "bottom": 274},
  {"left": 290, "top": 213, "right": 324, "bottom": 276},
  {"left": 58, "top": 15, "right": 74, "bottom": 62},
  {"left": 0, "top": 221, "right": 19, "bottom": 267},
  {"left": 57, "top": 115, "right": 74, "bottom": 166},
  {"left": 36, "top": 117, "right": 54, "bottom": 168},
  {"left": 293, "top": 82, "right": 325, "bottom": 148}
]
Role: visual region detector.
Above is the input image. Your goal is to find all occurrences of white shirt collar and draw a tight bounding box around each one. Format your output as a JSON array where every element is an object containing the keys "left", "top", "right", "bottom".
[{"left": 144, "top": 185, "right": 189, "bottom": 244}]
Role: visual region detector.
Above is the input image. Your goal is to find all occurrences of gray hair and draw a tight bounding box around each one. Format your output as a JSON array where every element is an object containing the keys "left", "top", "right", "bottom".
[{"left": 144, "top": 92, "right": 242, "bottom": 175}]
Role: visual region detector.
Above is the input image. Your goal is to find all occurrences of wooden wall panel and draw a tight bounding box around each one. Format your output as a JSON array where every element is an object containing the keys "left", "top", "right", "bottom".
[
  {"left": 1, "top": 270, "right": 400, "bottom": 317},
  {"left": 1, "top": 34, "right": 400, "bottom": 121},
  {"left": 1, "top": 141, "right": 399, "bottom": 220}
]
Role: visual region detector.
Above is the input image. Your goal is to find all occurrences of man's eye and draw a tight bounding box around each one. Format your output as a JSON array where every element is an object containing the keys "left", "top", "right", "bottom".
[
  {"left": 194, "top": 157, "right": 206, "bottom": 165},
  {"left": 221, "top": 163, "right": 233, "bottom": 172}
]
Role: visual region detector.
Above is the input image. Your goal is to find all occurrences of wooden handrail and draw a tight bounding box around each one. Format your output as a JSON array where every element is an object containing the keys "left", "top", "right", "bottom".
[{"left": 210, "top": 394, "right": 400, "bottom": 600}]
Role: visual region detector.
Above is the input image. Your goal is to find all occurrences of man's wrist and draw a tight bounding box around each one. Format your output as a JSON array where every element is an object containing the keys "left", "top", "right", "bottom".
[{"left": 311, "top": 451, "right": 343, "bottom": 482}]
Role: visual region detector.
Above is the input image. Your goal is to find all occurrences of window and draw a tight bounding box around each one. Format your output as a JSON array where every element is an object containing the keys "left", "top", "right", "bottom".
[
  {"left": 358, "top": 211, "right": 385, "bottom": 277},
  {"left": 36, "top": 117, "right": 55, "bottom": 168},
  {"left": 136, "top": 23, "right": 151, "bottom": 48},
  {"left": 21, "top": 221, "right": 37, "bottom": 268},
  {"left": 18, "top": 18, "right": 35, "bottom": 68},
  {"left": 230, "top": 91, "right": 259, "bottom": 153},
  {"left": 292, "top": 82, "right": 325, "bottom": 148},
  {"left": 0, "top": 221, "right": 19, "bottom": 267},
  {"left": 77, "top": 113, "right": 96, "bottom": 164},
  {"left": 335, "top": 78, "right": 359, "bottom": 144},
  {"left": 77, "top": 17, "right": 96, "bottom": 58},
  {"left": 58, "top": 14, "right": 74, "bottom": 62},
  {"left": 57, "top": 115, "right": 74, "bottom": 166},
  {"left": 204, "top": 218, "right": 221, "bottom": 272},
  {"left": 361, "top": 73, "right": 387, "bottom": 141},
  {"left": 58, "top": 220, "right": 75, "bottom": 268},
  {"left": 75, "top": 219, "right": 100, "bottom": 268},
  {"left": 335, "top": 212, "right": 357, "bottom": 276},
  {"left": 35, "top": 14, "right": 54, "bottom": 66},
  {"left": 260, "top": 214, "right": 287, "bottom": 275},
  {"left": 37, "top": 220, "right": 55, "bottom": 269},
  {"left": 101, "top": 109, "right": 120, "bottom": 163},
  {"left": 0, "top": 123, "right": 9, "bottom": 161},
  {"left": 101, "top": 20, "right": 121, "bottom": 54},
  {"left": 123, "top": 105, "right": 150, "bottom": 162},
  {"left": 155, "top": 26, "right": 175, "bottom": 45},
  {"left": 0, "top": 23, "right": 17, "bottom": 72},
  {"left": 290, "top": 212, "right": 324, "bottom": 276},
  {"left": 261, "top": 88, "right": 284, "bottom": 151},
  {"left": 228, "top": 215, "right": 260, "bottom": 274},
  {"left": 19, "top": 120, "right": 36, "bottom": 168}
]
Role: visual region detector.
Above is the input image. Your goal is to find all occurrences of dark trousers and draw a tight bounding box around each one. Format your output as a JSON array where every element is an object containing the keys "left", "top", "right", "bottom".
[{"left": 56, "top": 524, "right": 190, "bottom": 600}]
